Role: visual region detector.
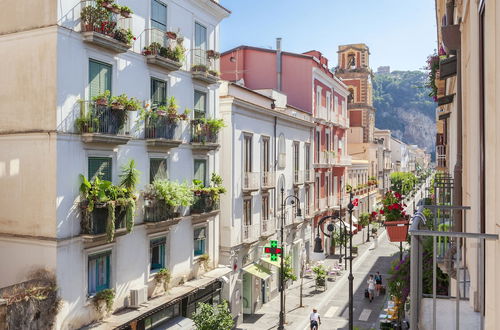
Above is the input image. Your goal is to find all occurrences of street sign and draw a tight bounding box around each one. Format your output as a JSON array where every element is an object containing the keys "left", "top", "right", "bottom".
[{"left": 264, "top": 240, "right": 282, "bottom": 261}]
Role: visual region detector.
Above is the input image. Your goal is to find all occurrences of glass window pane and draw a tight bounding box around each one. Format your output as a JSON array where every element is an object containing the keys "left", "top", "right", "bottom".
[
  {"left": 194, "top": 159, "right": 207, "bottom": 186},
  {"left": 151, "top": 0, "right": 167, "bottom": 30},
  {"left": 89, "top": 60, "right": 111, "bottom": 100},
  {"left": 88, "top": 157, "right": 112, "bottom": 181},
  {"left": 150, "top": 158, "right": 167, "bottom": 183},
  {"left": 194, "top": 91, "right": 206, "bottom": 119},
  {"left": 151, "top": 78, "right": 167, "bottom": 106}
]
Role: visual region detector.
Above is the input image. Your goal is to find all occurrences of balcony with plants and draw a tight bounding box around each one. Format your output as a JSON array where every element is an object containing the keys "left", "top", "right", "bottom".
[
  {"left": 80, "top": 0, "right": 135, "bottom": 53},
  {"left": 76, "top": 91, "right": 140, "bottom": 145},
  {"left": 78, "top": 160, "right": 138, "bottom": 244},
  {"left": 142, "top": 29, "right": 185, "bottom": 73},
  {"left": 191, "top": 174, "right": 226, "bottom": 221},
  {"left": 139, "top": 96, "right": 188, "bottom": 150},
  {"left": 142, "top": 180, "right": 193, "bottom": 231},
  {"left": 191, "top": 49, "right": 220, "bottom": 84},
  {"left": 190, "top": 118, "right": 225, "bottom": 152}
]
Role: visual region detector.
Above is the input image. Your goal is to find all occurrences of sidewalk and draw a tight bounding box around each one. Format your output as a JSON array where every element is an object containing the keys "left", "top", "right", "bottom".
[{"left": 236, "top": 228, "right": 401, "bottom": 330}]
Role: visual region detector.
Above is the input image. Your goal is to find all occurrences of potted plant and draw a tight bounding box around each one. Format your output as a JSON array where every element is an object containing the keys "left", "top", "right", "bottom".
[
  {"left": 113, "top": 28, "right": 135, "bottom": 45},
  {"left": 154, "top": 268, "right": 171, "bottom": 291},
  {"left": 206, "top": 50, "right": 220, "bottom": 59},
  {"left": 144, "top": 180, "right": 194, "bottom": 220},
  {"left": 198, "top": 253, "right": 211, "bottom": 270},
  {"left": 191, "top": 64, "right": 208, "bottom": 73},
  {"left": 373, "top": 191, "right": 409, "bottom": 242},
  {"left": 93, "top": 90, "right": 111, "bottom": 106},
  {"left": 110, "top": 3, "right": 121, "bottom": 14},
  {"left": 208, "top": 69, "right": 220, "bottom": 77},
  {"left": 312, "top": 264, "right": 327, "bottom": 288},
  {"left": 166, "top": 31, "right": 177, "bottom": 39},
  {"left": 93, "top": 289, "right": 115, "bottom": 317},
  {"left": 120, "top": 5, "right": 133, "bottom": 17},
  {"left": 97, "top": 0, "right": 114, "bottom": 10},
  {"left": 110, "top": 94, "right": 128, "bottom": 110},
  {"left": 125, "top": 97, "right": 142, "bottom": 111}
]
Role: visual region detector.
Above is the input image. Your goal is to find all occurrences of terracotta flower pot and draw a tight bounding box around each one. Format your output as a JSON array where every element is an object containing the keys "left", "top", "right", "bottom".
[
  {"left": 385, "top": 220, "right": 409, "bottom": 242},
  {"left": 96, "top": 98, "right": 108, "bottom": 106},
  {"left": 110, "top": 6, "right": 121, "bottom": 14},
  {"left": 121, "top": 10, "right": 132, "bottom": 18},
  {"left": 101, "top": 1, "right": 113, "bottom": 10},
  {"left": 166, "top": 31, "right": 177, "bottom": 39}
]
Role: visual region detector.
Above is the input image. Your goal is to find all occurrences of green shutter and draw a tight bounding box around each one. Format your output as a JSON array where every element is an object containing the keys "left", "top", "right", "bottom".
[
  {"left": 151, "top": 0, "right": 167, "bottom": 31},
  {"left": 151, "top": 78, "right": 167, "bottom": 106},
  {"left": 88, "top": 157, "right": 112, "bottom": 181},
  {"left": 150, "top": 158, "right": 167, "bottom": 183},
  {"left": 89, "top": 59, "right": 111, "bottom": 100},
  {"left": 193, "top": 160, "right": 207, "bottom": 186},
  {"left": 193, "top": 91, "right": 206, "bottom": 119}
]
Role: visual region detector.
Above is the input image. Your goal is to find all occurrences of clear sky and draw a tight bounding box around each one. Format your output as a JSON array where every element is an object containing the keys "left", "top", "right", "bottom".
[{"left": 219, "top": 0, "right": 437, "bottom": 71}]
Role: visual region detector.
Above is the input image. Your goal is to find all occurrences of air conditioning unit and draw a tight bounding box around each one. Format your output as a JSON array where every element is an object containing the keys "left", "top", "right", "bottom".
[{"left": 130, "top": 287, "right": 148, "bottom": 308}]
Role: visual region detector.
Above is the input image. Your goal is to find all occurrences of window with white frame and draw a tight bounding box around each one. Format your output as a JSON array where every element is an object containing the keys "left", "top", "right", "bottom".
[
  {"left": 278, "top": 134, "right": 286, "bottom": 168},
  {"left": 194, "top": 159, "right": 207, "bottom": 186},
  {"left": 88, "top": 251, "right": 111, "bottom": 295},
  {"left": 333, "top": 176, "right": 338, "bottom": 203},
  {"left": 150, "top": 158, "right": 168, "bottom": 183},
  {"left": 262, "top": 194, "right": 269, "bottom": 221},
  {"left": 326, "top": 92, "right": 331, "bottom": 111},
  {"left": 334, "top": 95, "right": 338, "bottom": 114},
  {"left": 193, "top": 227, "right": 206, "bottom": 256},
  {"left": 293, "top": 142, "right": 299, "bottom": 181},
  {"left": 316, "top": 86, "right": 321, "bottom": 108},
  {"left": 244, "top": 134, "right": 252, "bottom": 173},
  {"left": 243, "top": 198, "right": 252, "bottom": 226},
  {"left": 194, "top": 90, "right": 207, "bottom": 119},
  {"left": 150, "top": 237, "right": 166, "bottom": 271}
]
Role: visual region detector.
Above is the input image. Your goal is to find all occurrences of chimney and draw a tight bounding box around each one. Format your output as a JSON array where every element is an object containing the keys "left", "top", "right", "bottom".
[{"left": 276, "top": 38, "right": 282, "bottom": 91}]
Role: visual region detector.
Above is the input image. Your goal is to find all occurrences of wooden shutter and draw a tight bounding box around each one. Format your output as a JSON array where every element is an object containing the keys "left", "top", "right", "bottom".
[
  {"left": 151, "top": 78, "right": 167, "bottom": 107},
  {"left": 150, "top": 158, "right": 167, "bottom": 183},
  {"left": 151, "top": 0, "right": 167, "bottom": 30},
  {"left": 88, "top": 157, "right": 112, "bottom": 181},
  {"left": 89, "top": 59, "right": 111, "bottom": 100},
  {"left": 193, "top": 159, "right": 207, "bottom": 186}
]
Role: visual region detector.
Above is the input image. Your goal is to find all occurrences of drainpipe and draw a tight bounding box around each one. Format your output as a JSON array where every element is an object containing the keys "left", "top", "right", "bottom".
[
  {"left": 274, "top": 116, "right": 278, "bottom": 223},
  {"left": 276, "top": 38, "right": 282, "bottom": 91}
]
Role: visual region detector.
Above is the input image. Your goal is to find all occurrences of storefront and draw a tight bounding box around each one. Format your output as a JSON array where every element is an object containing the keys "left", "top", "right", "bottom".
[{"left": 242, "top": 263, "right": 272, "bottom": 314}]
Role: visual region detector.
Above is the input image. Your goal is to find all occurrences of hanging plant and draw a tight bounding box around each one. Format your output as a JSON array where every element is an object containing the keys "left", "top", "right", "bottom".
[
  {"left": 154, "top": 268, "right": 171, "bottom": 291},
  {"left": 93, "top": 289, "right": 115, "bottom": 313}
]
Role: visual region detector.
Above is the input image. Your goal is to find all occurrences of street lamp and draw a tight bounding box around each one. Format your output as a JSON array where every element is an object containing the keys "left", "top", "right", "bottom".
[
  {"left": 313, "top": 215, "right": 347, "bottom": 263},
  {"left": 366, "top": 182, "right": 371, "bottom": 243},
  {"left": 278, "top": 187, "right": 302, "bottom": 330}
]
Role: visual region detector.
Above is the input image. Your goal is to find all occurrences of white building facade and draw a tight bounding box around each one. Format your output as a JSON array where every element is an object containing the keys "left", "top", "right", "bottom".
[
  {"left": 0, "top": 0, "right": 230, "bottom": 329},
  {"left": 218, "top": 82, "right": 315, "bottom": 324}
]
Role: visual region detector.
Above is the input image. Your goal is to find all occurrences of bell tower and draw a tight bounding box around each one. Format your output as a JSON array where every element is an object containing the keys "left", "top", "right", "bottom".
[{"left": 336, "top": 44, "right": 375, "bottom": 143}]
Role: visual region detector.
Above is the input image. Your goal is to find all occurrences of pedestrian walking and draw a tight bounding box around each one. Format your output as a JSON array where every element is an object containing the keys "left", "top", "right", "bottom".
[
  {"left": 309, "top": 308, "right": 321, "bottom": 330},
  {"left": 374, "top": 271, "right": 383, "bottom": 296},
  {"left": 367, "top": 275, "right": 376, "bottom": 302}
]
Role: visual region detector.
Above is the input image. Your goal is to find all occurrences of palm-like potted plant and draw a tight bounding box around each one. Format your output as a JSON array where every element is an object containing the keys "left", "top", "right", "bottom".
[
  {"left": 312, "top": 264, "right": 327, "bottom": 289},
  {"left": 373, "top": 191, "right": 409, "bottom": 242}
]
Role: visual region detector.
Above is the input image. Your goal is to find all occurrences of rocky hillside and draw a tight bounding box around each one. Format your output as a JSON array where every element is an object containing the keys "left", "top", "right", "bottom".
[{"left": 372, "top": 70, "right": 436, "bottom": 154}]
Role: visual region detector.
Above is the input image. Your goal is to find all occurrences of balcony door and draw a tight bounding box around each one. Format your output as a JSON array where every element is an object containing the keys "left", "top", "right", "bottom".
[
  {"left": 151, "top": 0, "right": 167, "bottom": 44},
  {"left": 194, "top": 22, "right": 207, "bottom": 66},
  {"left": 89, "top": 59, "right": 111, "bottom": 100}
]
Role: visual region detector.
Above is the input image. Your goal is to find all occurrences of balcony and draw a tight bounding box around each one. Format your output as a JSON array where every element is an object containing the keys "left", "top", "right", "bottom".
[
  {"left": 243, "top": 172, "right": 260, "bottom": 192},
  {"left": 142, "top": 28, "right": 183, "bottom": 73},
  {"left": 439, "top": 56, "right": 457, "bottom": 79},
  {"left": 80, "top": 202, "right": 127, "bottom": 245},
  {"left": 408, "top": 204, "right": 498, "bottom": 330},
  {"left": 261, "top": 218, "right": 276, "bottom": 237},
  {"left": 191, "top": 49, "right": 219, "bottom": 85},
  {"left": 242, "top": 224, "right": 260, "bottom": 244},
  {"left": 144, "top": 117, "right": 182, "bottom": 151},
  {"left": 261, "top": 171, "right": 276, "bottom": 190},
  {"left": 80, "top": 1, "right": 133, "bottom": 53},
  {"left": 437, "top": 145, "right": 447, "bottom": 169},
  {"left": 304, "top": 169, "right": 315, "bottom": 183},
  {"left": 314, "top": 151, "right": 330, "bottom": 168},
  {"left": 191, "top": 194, "right": 219, "bottom": 216},
  {"left": 293, "top": 170, "right": 304, "bottom": 186},
  {"left": 143, "top": 198, "right": 183, "bottom": 232},
  {"left": 190, "top": 119, "right": 220, "bottom": 152},
  {"left": 338, "top": 155, "right": 352, "bottom": 166},
  {"left": 76, "top": 101, "right": 131, "bottom": 146}
]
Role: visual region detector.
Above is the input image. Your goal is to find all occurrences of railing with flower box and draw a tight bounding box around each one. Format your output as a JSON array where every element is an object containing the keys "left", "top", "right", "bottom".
[
  {"left": 190, "top": 119, "right": 220, "bottom": 152},
  {"left": 242, "top": 224, "right": 260, "bottom": 243},
  {"left": 80, "top": 0, "right": 133, "bottom": 53},
  {"left": 141, "top": 28, "right": 184, "bottom": 73},
  {"left": 143, "top": 198, "right": 180, "bottom": 223},
  {"left": 144, "top": 111, "right": 182, "bottom": 150},
  {"left": 191, "top": 48, "right": 220, "bottom": 84},
  {"left": 261, "top": 171, "right": 276, "bottom": 189},
  {"left": 80, "top": 201, "right": 127, "bottom": 236},
  {"left": 243, "top": 172, "right": 260, "bottom": 192},
  {"left": 76, "top": 100, "right": 132, "bottom": 145},
  {"left": 191, "top": 193, "right": 219, "bottom": 214},
  {"left": 261, "top": 217, "right": 276, "bottom": 236}
]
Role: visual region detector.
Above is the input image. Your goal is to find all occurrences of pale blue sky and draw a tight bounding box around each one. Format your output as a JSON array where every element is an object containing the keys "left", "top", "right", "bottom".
[{"left": 219, "top": 0, "right": 437, "bottom": 71}]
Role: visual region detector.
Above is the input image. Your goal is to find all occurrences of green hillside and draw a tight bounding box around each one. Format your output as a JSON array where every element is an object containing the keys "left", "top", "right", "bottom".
[{"left": 372, "top": 70, "right": 436, "bottom": 153}]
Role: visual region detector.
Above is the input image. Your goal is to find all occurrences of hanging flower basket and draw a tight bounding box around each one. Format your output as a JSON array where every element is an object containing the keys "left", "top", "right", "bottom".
[{"left": 385, "top": 220, "right": 409, "bottom": 242}]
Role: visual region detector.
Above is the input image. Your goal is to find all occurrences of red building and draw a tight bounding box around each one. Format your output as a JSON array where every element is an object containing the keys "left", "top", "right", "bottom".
[{"left": 221, "top": 41, "right": 351, "bottom": 251}]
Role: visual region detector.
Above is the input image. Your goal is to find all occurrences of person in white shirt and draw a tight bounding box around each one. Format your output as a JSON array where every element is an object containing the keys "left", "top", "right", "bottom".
[
  {"left": 310, "top": 308, "right": 321, "bottom": 329},
  {"left": 367, "top": 274, "right": 376, "bottom": 302}
]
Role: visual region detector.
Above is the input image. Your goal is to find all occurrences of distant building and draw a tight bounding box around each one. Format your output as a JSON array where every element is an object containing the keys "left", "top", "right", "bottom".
[
  {"left": 377, "top": 66, "right": 391, "bottom": 74},
  {"left": 374, "top": 128, "right": 392, "bottom": 194}
]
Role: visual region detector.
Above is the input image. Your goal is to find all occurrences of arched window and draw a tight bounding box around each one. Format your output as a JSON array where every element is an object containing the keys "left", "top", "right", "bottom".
[
  {"left": 348, "top": 88, "right": 355, "bottom": 104},
  {"left": 278, "top": 133, "right": 286, "bottom": 168},
  {"left": 347, "top": 53, "right": 356, "bottom": 68}
]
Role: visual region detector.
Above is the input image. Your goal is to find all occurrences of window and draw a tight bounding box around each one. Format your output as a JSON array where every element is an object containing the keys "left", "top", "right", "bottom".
[
  {"left": 315, "top": 177, "right": 319, "bottom": 209},
  {"left": 88, "top": 157, "right": 112, "bottom": 181},
  {"left": 334, "top": 96, "right": 338, "bottom": 114},
  {"left": 278, "top": 134, "right": 286, "bottom": 168},
  {"left": 244, "top": 134, "right": 252, "bottom": 173},
  {"left": 326, "top": 132, "right": 330, "bottom": 151},
  {"left": 88, "top": 251, "right": 111, "bottom": 295},
  {"left": 144, "top": 304, "right": 180, "bottom": 330},
  {"left": 315, "top": 131, "right": 320, "bottom": 162},
  {"left": 262, "top": 137, "right": 270, "bottom": 173},
  {"left": 194, "top": 90, "right": 207, "bottom": 119},
  {"left": 262, "top": 195, "right": 269, "bottom": 221},
  {"left": 305, "top": 144, "right": 311, "bottom": 171},
  {"left": 193, "top": 227, "right": 206, "bottom": 256},
  {"left": 333, "top": 176, "right": 338, "bottom": 202},
  {"left": 348, "top": 88, "right": 355, "bottom": 104},
  {"left": 150, "top": 237, "right": 166, "bottom": 271},
  {"left": 293, "top": 142, "right": 299, "bottom": 181},
  {"left": 151, "top": 0, "right": 167, "bottom": 31},
  {"left": 89, "top": 59, "right": 111, "bottom": 100},
  {"left": 243, "top": 198, "right": 252, "bottom": 226},
  {"left": 347, "top": 53, "right": 356, "bottom": 68},
  {"left": 326, "top": 92, "right": 331, "bottom": 111},
  {"left": 194, "top": 159, "right": 207, "bottom": 186},
  {"left": 151, "top": 78, "right": 167, "bottom": 107},
  {"left": 150, "top": 158, "right": 167, "bottom": 183},
  {"left": 305, "top": 186, "right": 310, "bottom": 216},
  {"left": 194, "top": 22, "right": 207, "bottom": 66},
  {"left": 325, "top": 175, "right": 330, "bottom": 198},
  {"left": 316, "top": 87, "right": 321, "bottom": 108}
]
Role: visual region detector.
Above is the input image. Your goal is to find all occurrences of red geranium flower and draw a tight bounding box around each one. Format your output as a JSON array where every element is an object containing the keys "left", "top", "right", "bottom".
[
  {"left": 379, "top": 210, "right": 385, "bottom": 215},
  {"left": 371, "top": 211, "right": 377, "bottom": 217}
]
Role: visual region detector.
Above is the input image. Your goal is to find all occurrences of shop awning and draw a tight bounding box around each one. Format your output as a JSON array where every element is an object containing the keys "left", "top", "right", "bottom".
[
  {"left": 334, "top": 221, "right": 357, "bottom": 233},
  {"left": 260, "top": 257, "right": 281, "bottom": 269},
  {"left": 243, "top": 263, "right": 272, "bottom": 280}
]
